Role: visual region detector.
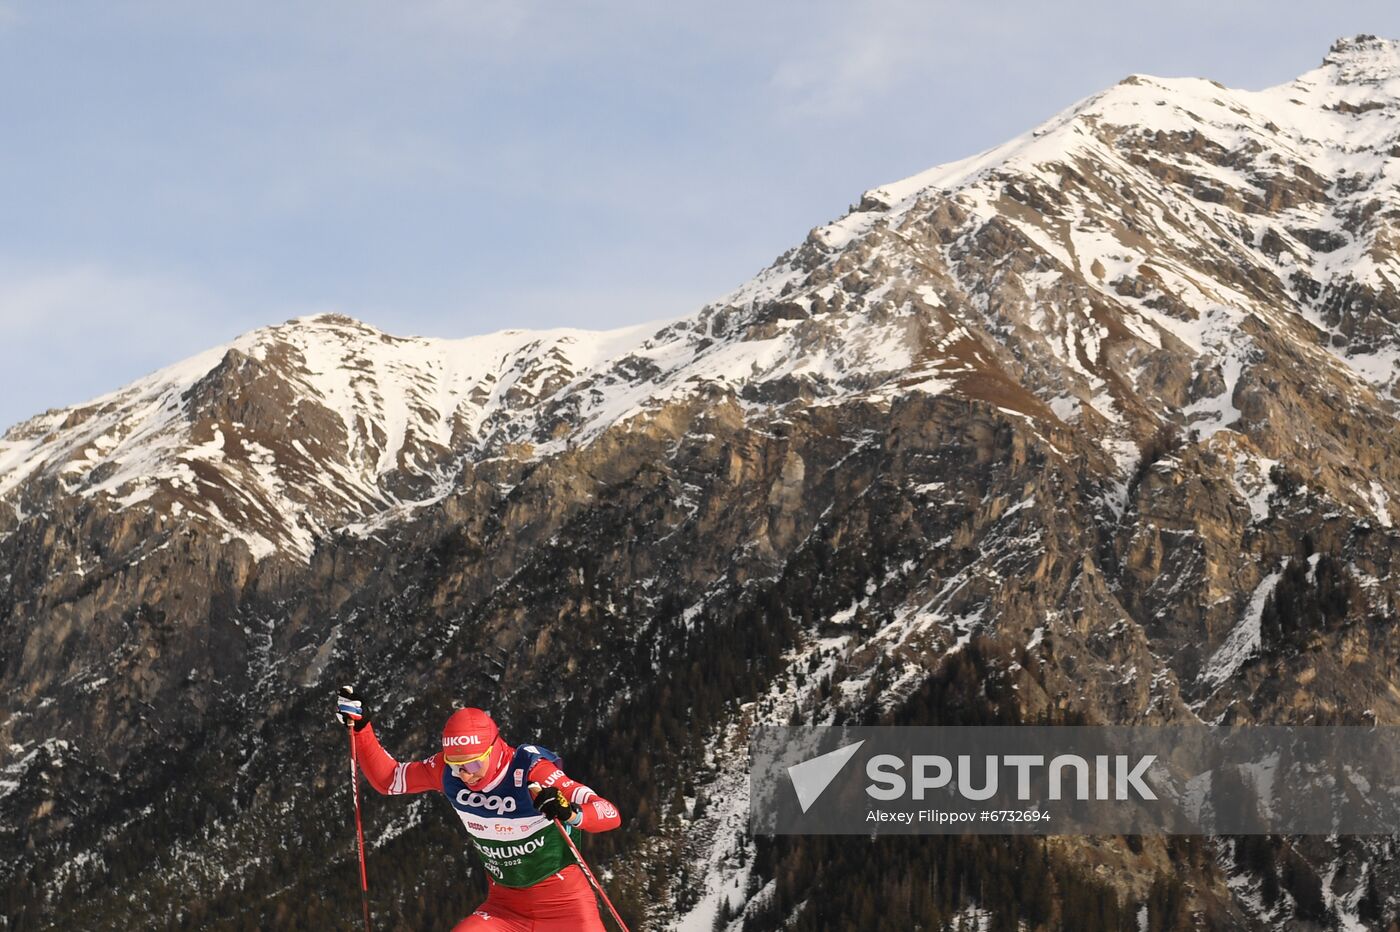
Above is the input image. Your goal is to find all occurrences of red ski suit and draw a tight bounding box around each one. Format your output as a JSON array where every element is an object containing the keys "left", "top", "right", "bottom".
[{"left": 353, "top": 724, "right": 622, "bottom": 931}]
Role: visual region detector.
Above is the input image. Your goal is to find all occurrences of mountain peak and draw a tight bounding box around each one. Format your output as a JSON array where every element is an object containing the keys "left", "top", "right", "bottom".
[
  {"left": 7, "top": 37, "right": 1400, "bottom": 567},
  {"left": 280, "top": 311, "right": 380, "bottom": 332},
  {"left": 1320, "top": 34, "right": 1400, "bottom": 85}
]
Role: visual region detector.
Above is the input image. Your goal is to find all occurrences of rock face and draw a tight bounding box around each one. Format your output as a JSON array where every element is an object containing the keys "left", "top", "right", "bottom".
[{"left": 4, "top": 36, "right": 1400, "bottom": 931}]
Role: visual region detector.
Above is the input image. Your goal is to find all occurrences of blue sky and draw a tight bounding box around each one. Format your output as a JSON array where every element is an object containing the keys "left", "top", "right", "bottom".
[{"left": 2, "top": 1, "right": 1398, "bottom": 431}]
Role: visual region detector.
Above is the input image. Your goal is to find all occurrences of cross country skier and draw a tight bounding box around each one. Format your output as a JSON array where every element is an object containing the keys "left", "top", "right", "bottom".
[{"left": 335, "top": 687, "right": 622, "bottom": 931}]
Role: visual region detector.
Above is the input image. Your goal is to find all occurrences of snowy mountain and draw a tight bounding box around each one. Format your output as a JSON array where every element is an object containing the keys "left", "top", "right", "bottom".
[
  {"left": 0, "top": 314, "right": 661, "bottom": 558},
  {"left": 4, "top": 36, "right": 1400, "bottom": 931},
  {"left": 6, "top": 39, "right": 1399, "bottom": 565}
]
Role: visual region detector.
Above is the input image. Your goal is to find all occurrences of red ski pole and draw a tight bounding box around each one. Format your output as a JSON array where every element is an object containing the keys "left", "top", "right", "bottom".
[
  {"left": 348, "top": 726, "right": 373, "bottom": 932},
  {"left": 549, "top": 818, "right": 630, "bottom": 932}
]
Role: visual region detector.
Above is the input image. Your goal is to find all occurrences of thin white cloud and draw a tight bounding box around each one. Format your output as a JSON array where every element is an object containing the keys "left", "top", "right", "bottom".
[
  {"left": 391, "top": 0, "right": 536, "bottom": 41},
  {"left": 767, "top": 0, "right": 949, "bottom": 118},
  {"left": 0, "top": 264, "right": 209, "bottom": 333},
  {"left": 164, "top": 0, "right": 546, "bottom": 63},
  {"left": 0, "top": 263, "right": 308, "bottom": 431}
]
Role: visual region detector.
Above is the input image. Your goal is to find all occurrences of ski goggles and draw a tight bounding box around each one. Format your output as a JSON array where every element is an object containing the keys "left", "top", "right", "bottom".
[{"left": 445, "top": 747, "right": 493, "bottom": 776}]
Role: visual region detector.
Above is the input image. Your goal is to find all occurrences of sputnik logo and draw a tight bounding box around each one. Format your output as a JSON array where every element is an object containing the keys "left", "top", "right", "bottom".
[{"left": 787, "top": 740, "right": 865, "bottom": 813}]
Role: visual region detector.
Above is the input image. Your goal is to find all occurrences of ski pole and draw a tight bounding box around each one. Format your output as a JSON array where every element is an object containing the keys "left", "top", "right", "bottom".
[
  {"left": 548, "top": 818, "right": 631, "bottom": 932},
  {"left": 348, "top": 725, "right": 373, "bottom": 932}
]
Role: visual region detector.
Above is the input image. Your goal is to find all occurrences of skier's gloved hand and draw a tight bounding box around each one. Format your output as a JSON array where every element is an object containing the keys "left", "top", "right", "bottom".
[
  {"left": 530, "top": 782, "right": 582, "bottom": 826},
  {"left": 336, "top": 686, "right": 369, "bottom": 731}
]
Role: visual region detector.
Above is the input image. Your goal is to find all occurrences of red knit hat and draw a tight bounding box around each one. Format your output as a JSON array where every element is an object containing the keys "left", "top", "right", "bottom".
[{"left": 441, "top": 708, "right": 499, "bottom": 763}]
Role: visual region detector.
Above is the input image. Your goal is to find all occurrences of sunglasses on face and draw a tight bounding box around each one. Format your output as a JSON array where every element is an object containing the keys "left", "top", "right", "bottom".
[{"left": 446, "top": 748, "right": 492, "bottom": 776}]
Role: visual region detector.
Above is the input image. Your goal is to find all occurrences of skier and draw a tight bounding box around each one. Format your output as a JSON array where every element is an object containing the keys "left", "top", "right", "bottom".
[{"left": 335, "top": 687, "right": 622, "bottom": 931}]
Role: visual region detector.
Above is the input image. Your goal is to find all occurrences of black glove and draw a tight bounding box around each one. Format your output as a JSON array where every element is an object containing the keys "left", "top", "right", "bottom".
[
  {"left": 336, "top": 686, "right": 369, "bottom": 731},
  {"left": 530, "top": 782, "right": 579, "bottom": 824}
]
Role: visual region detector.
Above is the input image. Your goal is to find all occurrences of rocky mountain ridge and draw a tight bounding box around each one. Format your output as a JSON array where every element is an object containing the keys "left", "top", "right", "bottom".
[{"left": 6, "top": 39, "right": 1399, "bottom": 562}]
